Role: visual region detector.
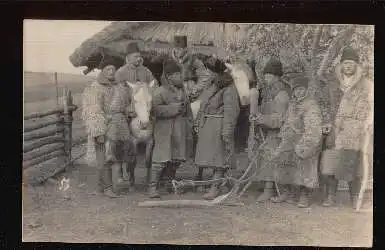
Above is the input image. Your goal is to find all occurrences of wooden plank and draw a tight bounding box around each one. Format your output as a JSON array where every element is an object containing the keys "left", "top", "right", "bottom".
[
  {"left": 23, "top": 135, "right": 64, "bottom": 153},
  {"left": 23, "top": 156, "right": 66, "bottom": 185},
  {"left": 24, "top": 105, "right": 77, "bottom": 120},
  {"left": 23, "top": 149, "right": 65, "bottom": 169},
  {"left": 72, "top": 136, "right": 87, "bottom": 147},
  {"left": 23, "top": 143, "right": 65, "bottom": 162},
  {"left": 23, "top": 126, "right": 64, "bottom": 142},
  {"left": 23, "top": 116, "right": 63, "bottom": 133}
]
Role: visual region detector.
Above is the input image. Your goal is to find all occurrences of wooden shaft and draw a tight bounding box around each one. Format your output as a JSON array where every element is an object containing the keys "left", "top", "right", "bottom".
[
  {"left": 23, "top": 126, "right": 64, "bottom": 142},
  {"left": 23, "top": 149, "right": 65, "bottom": 169},
  {"left": 23, "top": 135, "right": 64, "bottom": 153},
  {"left": 24, "top": 105, "right": 77, "bottom": 120},
  {"left": 23, "top": 143, "right": 65, "bottom": 162},
  {"left": 23, "top": 116, "right": 64, "bottom": 133}
]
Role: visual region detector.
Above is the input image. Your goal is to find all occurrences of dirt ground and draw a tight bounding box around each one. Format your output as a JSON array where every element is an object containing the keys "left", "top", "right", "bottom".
[{"left": 22, "top": 154, "right": 372, "bottom": 247}]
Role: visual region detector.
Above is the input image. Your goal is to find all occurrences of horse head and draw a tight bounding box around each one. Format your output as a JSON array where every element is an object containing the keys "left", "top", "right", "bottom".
[
  {"left": 225, "top": 62, "right": 251, "bottom": 106},
  {"left": 126, "top": 80, "right": 156, "bottom": 140}
]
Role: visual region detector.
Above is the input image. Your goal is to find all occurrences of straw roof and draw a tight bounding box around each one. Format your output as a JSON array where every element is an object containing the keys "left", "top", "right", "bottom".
[{"left": 69, "top": 22, "right": 249, "bottom": 72}]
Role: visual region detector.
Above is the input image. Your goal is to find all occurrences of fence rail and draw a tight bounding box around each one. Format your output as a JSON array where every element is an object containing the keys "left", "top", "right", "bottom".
[{"left": 23, "top": 87, "right": 78, "bottom": 185}]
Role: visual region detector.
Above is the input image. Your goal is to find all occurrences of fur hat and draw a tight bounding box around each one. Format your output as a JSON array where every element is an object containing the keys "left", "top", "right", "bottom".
[
  {"left": 174, "top": 35, "right": 188, "bottom": 48},
  {"left": 163, "top": 59, "right": 182, "bottom": 76},
  {"left": 340, "top": 46, "right": 359, "bottom": 63},
  {"left": 98, "top": 56, "right": 119, "bottom": 70},
  {"left": 263, "top": 57, "right": 283, "bottom": 77},
  {"left": 126, "top": 42, "right": 140, "bottom": 54},
  {"left": 290, "top": 75, "right": 309, "bottom": 90}
]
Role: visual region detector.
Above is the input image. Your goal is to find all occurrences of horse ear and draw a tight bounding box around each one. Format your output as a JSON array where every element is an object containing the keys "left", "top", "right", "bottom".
[
  {"left": 126, "top": 81, "right": 136, "bottom": 90},
  {"left": 224, "top": 62, "right": 234, "bottom": 72},
  {"left": 149, "top": 79, "right": 156, "bottom": 88}
]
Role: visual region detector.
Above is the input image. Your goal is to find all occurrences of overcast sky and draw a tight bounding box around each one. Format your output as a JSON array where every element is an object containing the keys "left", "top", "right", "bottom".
[{"left": 24, "top": 19, "right": 112, "bottom": 75}]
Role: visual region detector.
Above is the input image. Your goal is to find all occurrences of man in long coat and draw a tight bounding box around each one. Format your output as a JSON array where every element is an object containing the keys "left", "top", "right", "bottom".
[
  {"left": 194, "top": 71, "right": 240, "bottom": 200},
  {"left": 320, "top": 47, "right": 374, "bottom": 207},
  {"left": 249, "top": 57, "right": 291, "bottom": 203},
  {"left": 115, "top": 43, "right": 158, "bottom": 86},
  {"left": 273, "top": 76, "right": 323, "bottom": 207},
  {"left": 149, "top": 59, "right": 194, "bottom": 198},
  {"left": 82, "top": 57, "right": 137, "bottom": 197}
]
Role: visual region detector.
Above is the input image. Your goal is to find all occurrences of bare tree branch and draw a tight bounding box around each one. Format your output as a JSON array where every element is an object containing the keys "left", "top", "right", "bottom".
[
  {"left": 316, "top": 25, "right": 356, "bottom": 78},
  {"left": 310, "top": 25, "right": 324, "bottom": 70},
  {"left": 288, "top": 24, "right": 311, "bottom": 73}
]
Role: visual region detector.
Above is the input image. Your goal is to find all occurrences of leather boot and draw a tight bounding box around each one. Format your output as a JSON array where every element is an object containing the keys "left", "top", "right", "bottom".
[
  {"left": 297, "top": 187, "right": 311, "bottom": 208},
  {"left": 165, "top": 162, "right": 178, "bottom": 193},
  {"left": 322, "top": 176, "right": 337, "bottom": 207},
  {"left": 348, "top": 179, "right": 359, "bottom": 207},
  {"left": 256, "top": 181, "right": 274, "bottom": 203},
  {"left": 203, "top": 168, "right": 224, "bottom": 200},
  {"left": 148, "top": 163, "right": 164, "bottom": 198}
]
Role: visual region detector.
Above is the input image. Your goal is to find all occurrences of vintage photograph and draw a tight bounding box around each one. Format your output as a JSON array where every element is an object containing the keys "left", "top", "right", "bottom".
[{"left": 23, "top": 20, "right": 373, "bottom": 246}]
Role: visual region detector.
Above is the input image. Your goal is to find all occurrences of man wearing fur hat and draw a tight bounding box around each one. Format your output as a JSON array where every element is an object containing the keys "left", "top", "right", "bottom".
[
  {"left": 148, "top": 59, "right": 194, "bottom": 198},
  {"left": 249, "top": 57, "right": 291, "bottom": 203},
  {"left": 272, "top": 76, "right": 323, "bottom": 208},
  {"left": 82, "top": 56, "right": 137, "bottom": 197},
  {"left": 115, "top": 42, "right": 158, "bottom": 86},
  {"left": 171, "top": 35, "right": 216, "bottom": 102},
  {"left": 194, "top": 70, "right": 240, "bottom": 200},
  {"left": 320, "top": 47, "right": 373, "bottom": 207}
]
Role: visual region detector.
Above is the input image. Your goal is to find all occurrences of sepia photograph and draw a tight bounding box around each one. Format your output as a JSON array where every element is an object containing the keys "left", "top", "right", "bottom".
[{"left": 22, "top": 20, "right": 373, "bottom": 247}]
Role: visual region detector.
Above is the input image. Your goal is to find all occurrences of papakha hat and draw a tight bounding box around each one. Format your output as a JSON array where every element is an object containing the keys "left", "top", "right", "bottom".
[
  {"left": 340, "top": 46, "right": 359, "bottom": 63},
  {"left": 290, "top": 75, "right": 309, "bottom": 90},
  {"left": 126, "top": 42, "right": 141, "bottom": 54},
  {"left": 163, "top": 58, "right": 182, "bottom": 76},
  {"left": 98, "top": 56, "right": 120, "bottom": 70},
  {"left": 263, "top": 57, "right": 283, "bottom": 77},
  {"left": 174, "top": 35, "right": 188, "bottom": 48}
]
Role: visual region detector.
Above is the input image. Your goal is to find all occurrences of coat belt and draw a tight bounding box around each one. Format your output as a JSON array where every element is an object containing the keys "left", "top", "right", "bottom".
[{"left": 204, "top": 114, "right": 224, "bottom": 118}]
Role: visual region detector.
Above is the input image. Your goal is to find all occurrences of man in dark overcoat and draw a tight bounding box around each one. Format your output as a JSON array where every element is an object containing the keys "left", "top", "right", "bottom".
[{"left": 148, "top": 59, "right": 194, "bottom": 198}]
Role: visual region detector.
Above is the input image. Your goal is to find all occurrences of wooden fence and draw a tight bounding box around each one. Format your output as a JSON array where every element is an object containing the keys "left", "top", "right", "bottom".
[{"left": 23, "top": 87, "right": 86, "bottom": 185}]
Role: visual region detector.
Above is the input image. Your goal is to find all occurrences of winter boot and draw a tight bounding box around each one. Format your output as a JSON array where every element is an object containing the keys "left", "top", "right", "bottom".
[
  {"left": 203, "top": 168, "right": 224, "bottom": 200},
  {"left": 148, "top": 163, "right": 164, "bottom": 198},
  {"left": 255, "top": 181, "right": 274, "bottom": 203},
  {"left": 297, "top": 187, "right": 311, "bottom": 208},
  {"left": 348, "top": 179, "right": 359, "bottom": 208},
  {"left": 322, "top": 176, "right": 337, "bottom": 207}
]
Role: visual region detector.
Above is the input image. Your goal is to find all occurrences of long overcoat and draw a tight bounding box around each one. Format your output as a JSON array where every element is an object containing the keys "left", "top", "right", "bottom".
[
  {"left": 248, "top": 79, "right": 291, "bottom": 182},
  {"left": 194, "top": 83, "right": 240, "bottom": 169},
  {"left": 320, "top": 64, "right": 373, "bottom": 181},
  {"left": 275, "top": 97, "right": 323, "bottom": 188},
  {"left": 151, "top": 80, "right": 194, "bottom": 163}
]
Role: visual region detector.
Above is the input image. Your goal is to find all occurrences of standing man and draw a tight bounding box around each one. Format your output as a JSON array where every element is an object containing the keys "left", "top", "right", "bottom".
[
  {"left": 82, "top": 56, "right": 137, "bottom": 197},
  {"left": 194, "top": 71, "right": 240, "bottom": 200},
  {"left": 249, "top": 57, "right": 291, "bottom": 203},
  {"left": 115, "top": 43, "right": 158, "bottom": 86},
  {"left": 320, "top": 47, "right": 373, "bottom": 207},
  {"left": 148, "top": 59, "right": 194, "bottom": 198}
]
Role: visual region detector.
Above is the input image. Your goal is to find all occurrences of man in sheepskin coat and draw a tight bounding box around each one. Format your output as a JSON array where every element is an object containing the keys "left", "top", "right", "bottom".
[
  {"left": 81, "top": 57, "right": 137, "bottom": 198},
  {"left": 249, "top": 57, "right": 291, "bottom": 203},
  {"left": 320, "top": 46, "right": 374, "bottom": 207},
  {"left": 272, "top": 76, "right": 323, "bottom": 208}
]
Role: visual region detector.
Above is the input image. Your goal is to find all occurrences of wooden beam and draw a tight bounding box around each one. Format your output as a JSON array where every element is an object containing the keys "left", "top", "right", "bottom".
[
  {"left": 23, "top": 149, "right": 65, "bottom": 169},
  {"left": 23, "top": 135, "right": 64, "bottom": 153},
  {"left": 23, "top": 126, "right": 64, "bottom": 142},
  {"left": 23, "top": 116, "right": 64, "bottom": 133},
  {"left": 23, "top": 143, "right": 65, "bottom": 162},
  {"left": 24, "top": 105, "right": 78, "bottom": 120}
]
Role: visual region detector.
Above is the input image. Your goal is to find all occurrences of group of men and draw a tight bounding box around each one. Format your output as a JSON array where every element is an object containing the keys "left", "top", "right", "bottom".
[{"left": 82, "top": 35, "right": 373, "bottom": 209}]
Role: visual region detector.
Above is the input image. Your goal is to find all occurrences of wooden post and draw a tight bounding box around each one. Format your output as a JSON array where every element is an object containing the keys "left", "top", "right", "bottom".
[{"left": 62, "top": 86, "right": 74, "bottom": 163}]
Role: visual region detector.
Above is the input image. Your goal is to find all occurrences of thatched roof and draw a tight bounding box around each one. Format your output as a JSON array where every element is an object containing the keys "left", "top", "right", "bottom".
[{"left": 69, "top": 22, "right": 249, "bottom": 73}]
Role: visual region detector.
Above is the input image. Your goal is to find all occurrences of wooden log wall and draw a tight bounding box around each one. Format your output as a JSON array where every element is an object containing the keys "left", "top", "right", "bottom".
[{"left": 23, "top": 87, "right": 78, "bottom": 184}]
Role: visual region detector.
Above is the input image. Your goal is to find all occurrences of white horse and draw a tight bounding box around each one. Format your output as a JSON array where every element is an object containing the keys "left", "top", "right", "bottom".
[{"left": 123, "top": 80, "right": 157, "bottom": 186}]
